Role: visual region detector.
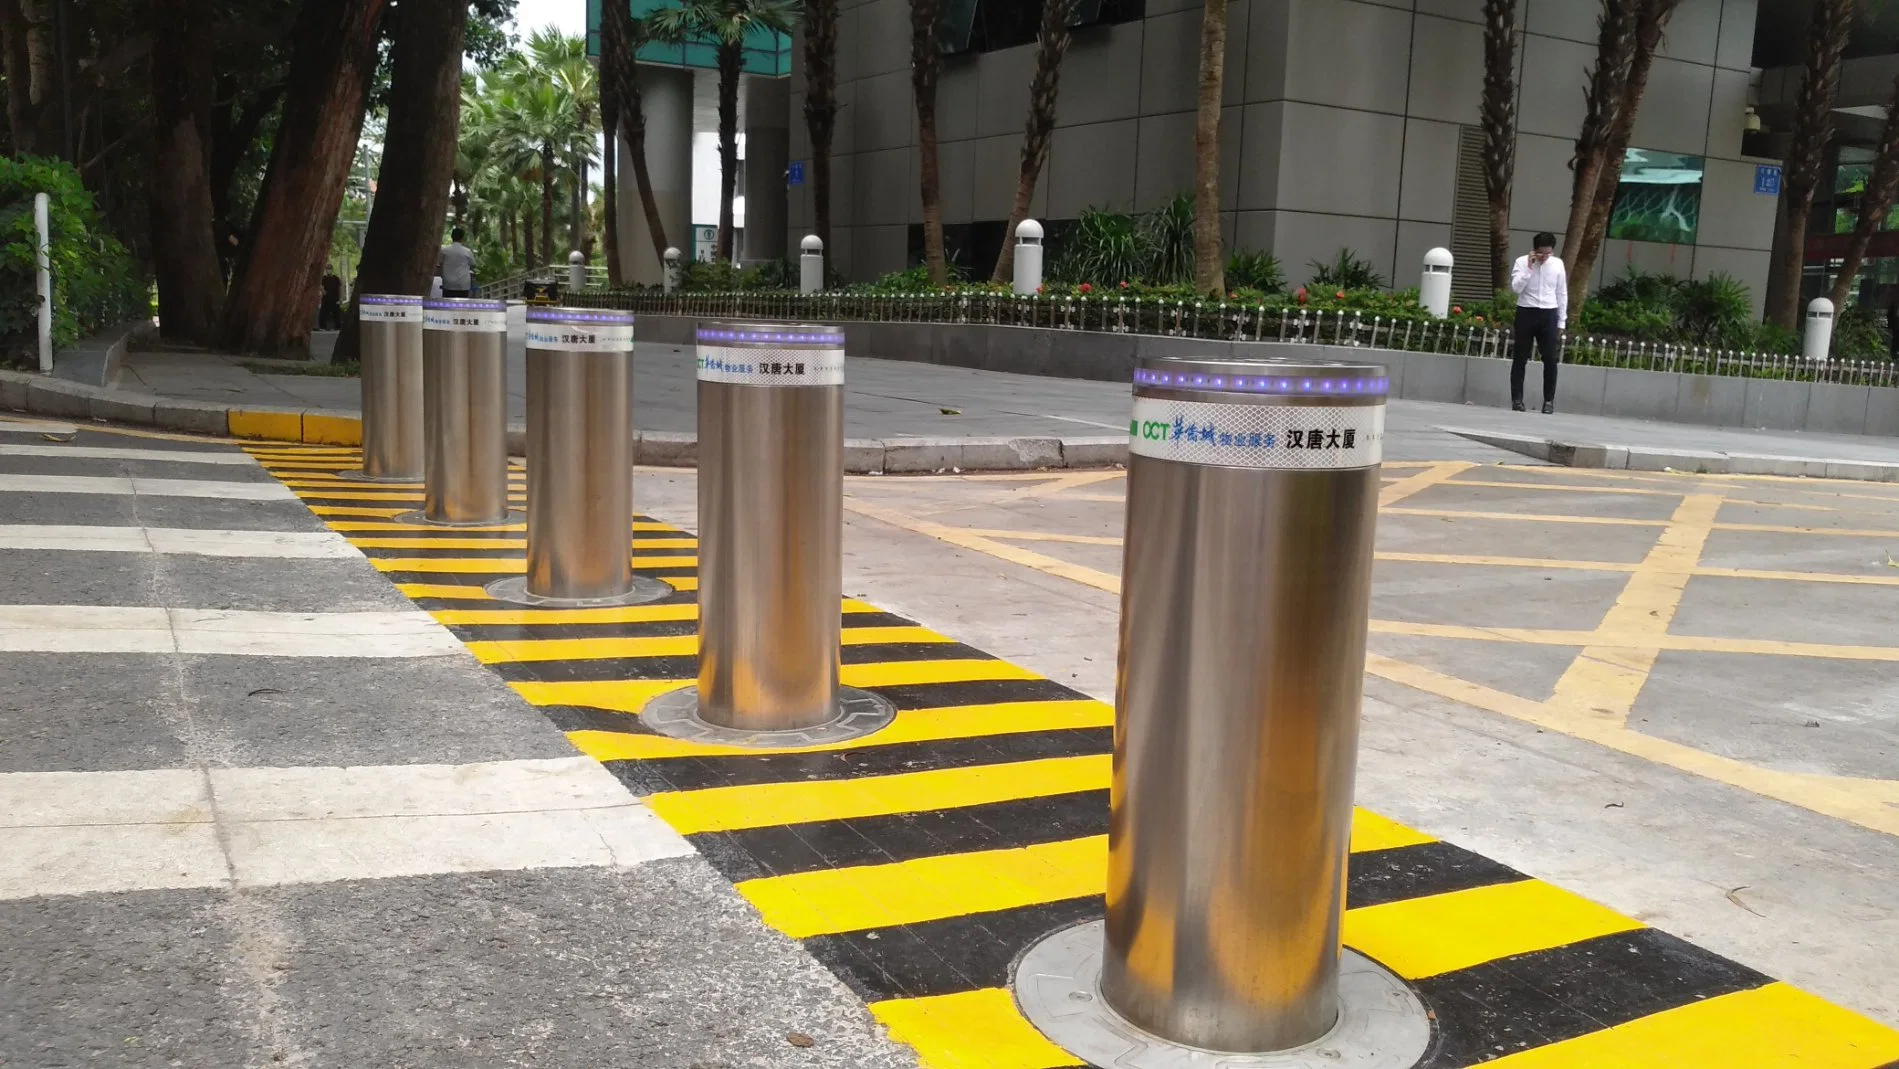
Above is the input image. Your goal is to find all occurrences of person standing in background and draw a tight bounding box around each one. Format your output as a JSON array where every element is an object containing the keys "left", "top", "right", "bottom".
[
  {"left": 1510, "top": 232, "right": 1567, "bottom": 413},
  {"left": 437, "top": 227, "right": 476, "bottom": 298},
  {"left": 317, "top": 269, "right": 343, "bottom": 330}
]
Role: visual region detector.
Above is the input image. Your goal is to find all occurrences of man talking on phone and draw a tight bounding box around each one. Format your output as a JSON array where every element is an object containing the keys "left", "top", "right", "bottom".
[{"left": 1509, "top": 232, "right": 1567, "bottom": 413}]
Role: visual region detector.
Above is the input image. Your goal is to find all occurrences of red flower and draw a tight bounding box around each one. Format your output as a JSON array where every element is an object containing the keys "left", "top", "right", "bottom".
[
  {"left": 1037, "top": 284, "right": 1046, "bottom": 294},
  {"left": 1473, "top": 315, "right": 1485, "bottom": 323},
  {"left": 1228, "top": 291, "right": 1238, "bottom": 299},
  {"left": 1334, "top": 290, "right": 1346, "bottom": 300},
  {"left": 1452, "top": 304, "right": 1463, "bottom": 315},
  {"left": 1120, "top": 280, "right": 1130, "bottom": 289},
  {"left": 1296, "top": 287, "right": 1308, "bottom": 304},
  {"left": 1078, "top": 282, "right": 1093, "bottom": 294}
]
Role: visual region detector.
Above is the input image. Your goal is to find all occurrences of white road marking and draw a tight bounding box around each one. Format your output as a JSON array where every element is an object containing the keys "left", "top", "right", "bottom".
[
  {"left": 0, "top": 759, "right": 693, "bottom": 898},
  {"left": 0, "top": 524, "right": 357, "bottom": 558},
  {"left": 0, "top": 606, "right": 464, "bottom": 657},
  {"left": 0, "top": 473, "right": 294, "bottom": 500},
  {"left": 0, "top": 420, "right": 77, "bottom": 435},
  {"left": 0, "top": 444, "right": 258, "bottom": 465}
]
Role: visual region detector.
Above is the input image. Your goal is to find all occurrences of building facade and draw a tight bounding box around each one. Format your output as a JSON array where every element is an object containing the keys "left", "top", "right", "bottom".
[{"left": 779, "top": 0, "right": 1775, "bottom": 307}]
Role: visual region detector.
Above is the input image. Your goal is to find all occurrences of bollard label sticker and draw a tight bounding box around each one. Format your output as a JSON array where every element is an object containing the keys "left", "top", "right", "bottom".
[
  {"left": 358, "top": 303, "right": 422, "bottom": 323},
  {"left": 423, "top": 307, "right": 507, "bottom": 332},
  {"left": 696, "top": 345, "right": 845, "bottom": 386},
  {"left": 524, "top": 322, "right": 634, "bottom": 351},
  {"left": 1129, "top": 396, "right": 1384, "bottom": 468}
]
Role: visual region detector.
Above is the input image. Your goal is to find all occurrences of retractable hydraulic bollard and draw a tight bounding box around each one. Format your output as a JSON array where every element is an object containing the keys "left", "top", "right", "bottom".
[
  {"left": 418, "top": 297, "right": 511, "bottom": 525},
  {"left": 1014, "top": 357, "right": 1430, "bottom": 1069},
  {"left": 640, "top": 321, "right": 894, "bottom": 746},
  {"left": 485, "top": 307, "right": 672, "bottom": 607},
  {"left": 354, "top": 294, "right": 424, "bottom": 481}
]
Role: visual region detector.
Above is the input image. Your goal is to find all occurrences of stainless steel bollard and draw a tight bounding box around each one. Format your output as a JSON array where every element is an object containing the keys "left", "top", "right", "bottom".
[
  {"left": 421, "top": 297, "right": 511, "bottom": 524},
  {"left": 356, "top": 294, "right": 425, "bottom": 481},
  {"left": 523, "top": 307, "right": 636, "bottom": 599},
  {"left": 1102, "top": 357, "right": 1389, "bottom": 1051},
  {"left": 695, "top": 321, "right": 847, "bottom": 730}
]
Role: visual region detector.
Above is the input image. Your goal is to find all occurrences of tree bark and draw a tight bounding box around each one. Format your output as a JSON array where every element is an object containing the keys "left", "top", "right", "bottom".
[
  {"left": 1830, "top": 76, "right": 1899, "bottom": 309},
  {"left": 210, "top": 78, "right": 285, "bottom": 251},
  {"left": 602, "top": 116, "right": 621, "bottom": 285},
  {"left": 1569, "top": 0, "right": 1680, "bottom": 312},
  {"left": 1192, "top": 0, "right": 1227, "bottom": 296},
  {"left": 540, "top": 142, "right": 554, "bottom": 268},
  {"left": 523, "top": 209, "right": 536, "bottom": 271},
  {"left": 804, "top": 0, "right": 840, "bottom": 257},
  {"left": 1560, "top": 0, "right": 1637, "bottom": 282},
  {"left": 1765, "top": 0, "right": 1854, "bottom": 329},
  {"left": 2, "top": 0, "right": 61, "bottom": 157},
  {"left": 333, "top": 0, "right": 466, "bottom": 364},
  {"left": 1480, "top": 0, "right": 1517, "bottom": 293},
  {"left": 598, "top": 0, "right": 623, "bottom": 285},
  {"left": 716, "top": 41, "right": 739, "bottom": 262},
  {"left": 148, "top": 0, "right": 226, "bottom": 345},
  {"left": 912, "top": 0, "right": 946, "bottom": 283},
  {"left": 220, "top": 0, "right": 388, "bottom": 355},
  {"left": 992, "top": 0, "right": 1077, "bottom": 284}
]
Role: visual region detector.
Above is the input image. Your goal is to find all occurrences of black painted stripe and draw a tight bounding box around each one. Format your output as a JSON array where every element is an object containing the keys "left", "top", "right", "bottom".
[
  {"left": 536, "top": 704, "right": 655, "bottom": 735},
  {"left": 794, "top": 841, "right": 1528, "bottom": 1003},
  {"left": 444, "top": 611, "right": 918, "bottom": 643},
  {"left": 485, "top": 643, "right": 996, "bottom": 684},
  {"left": 602, "top": 725, "right": 1114, "bottom": 794},
  {"left": 357, "top": 545, "right": 698, "bottom": 560},
  {"left": 689, "top": 790, "right": 1111, "bottom": 882},
  {"left": 864, "top": 677, "right": 1092, "bottom": 710},
  {"left": 378, "top": 564, "right": 697, "bottom": 586},
  {"left": 1414, "top": 927, "right": 1771, "bottom": 1067}
]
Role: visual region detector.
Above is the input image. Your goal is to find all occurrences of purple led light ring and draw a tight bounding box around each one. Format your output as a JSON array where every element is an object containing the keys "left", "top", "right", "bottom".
[
  {"left": 1132, "top": 366, "right": 1388, "bottom": 398},
  {"left": 358, "top": 294, "right": 423, "bottom": 305},
  {"left": 696, "top": 328, "right": 845, "bottom": 347},
  {"left": 424, "top": 298, "right": 507, "bottom": 313},
  {"left": 526, "top": 308, "right": 634, "bottom": 325}
]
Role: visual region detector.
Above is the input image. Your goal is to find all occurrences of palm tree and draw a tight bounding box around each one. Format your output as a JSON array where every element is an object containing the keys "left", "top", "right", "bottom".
[
  {"left": 1766, "top": 0, "right": 1854, "bottom": 328},
  {"left": 992, "top": 0, "right": 1078, "bottom": 284},
  {"left": 804, "top": 0, "right": 841, "bottom": 257},
  {"left": 493, "top": 75, "right": 584, "bottom": 269},
  {"left": 1480, "top": 0, "right": 1517, "bottom": 293},
  {"left": 650, "top": 0, "right": 801, "bottom": 262},
  {"left": 1191, "top": 0, "right": 1228, "bottom": 295},
  {"left": 1561, "top": 0, "right": 1639, "bottom": 282},
  {"left": 525, "top": 28, "right": 598, "bottom": 256},
  {"left": 1830, "top": 73, "right": 1899, "bottom": 309},
  {"left": 911, "top": 0, "right": 946, "bottom": 283},
  {"left": 602, "top": 2, "right": 673, "bottom": 274}
]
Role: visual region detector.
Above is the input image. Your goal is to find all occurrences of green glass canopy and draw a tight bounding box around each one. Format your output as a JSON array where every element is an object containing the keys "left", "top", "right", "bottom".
[{"left": 585, "top": 0, "right": 793, "bottom": 78}]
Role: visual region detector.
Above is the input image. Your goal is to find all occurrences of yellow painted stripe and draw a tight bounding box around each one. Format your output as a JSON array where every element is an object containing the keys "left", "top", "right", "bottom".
[
  {"left": 1377, "top": 551, "right": 1638, "bottom": 572},
  {"left": 295, "top": 490, "right": 433, "bottom": 502},
  {"left": 465, "top": 627, "right": 946, "bottom": 665},
  {"left": 228, "top": 410, "right": 304, "bottom": 440},
  {"left": 1384, "top": 507, "right": 1665, "bottom": 527},
  {"left": 507, "top": 657, "right": 1033, "bottom": 712},
  {"left": 395, "top": 583, "right": 496, "bottom": 601},
  {"left": 870, "top": 989, "right": 1082, "bottom": 1069},
  {"left": 1482, "top": 982, "right": 1899, "bottom": 1068},
  {"left": 841, "top": 658, "right": 1039, "bottom": 688},
  {"left": 648, "top": 753, "right": 1114, "bottom": 834},
  {"left": 326, "top": 519, "right": 677, "bottom": 533},
  {"left": 738, "top": 835, "right": 1106, "bottom": 939},
  {"left": 368, "top": 555, "right": 695, "bottom": 574},
  {"left": 1342, "top": 878, "right": 1643, "bottom": 979},
  {"left": 566, "top": 698, "right": 1114, "bottom": 761},
  {"left": 510, "top": 678, "right": 687, "bottom": 712},
  {"left": 738, "top": 811, "right": 1434, "bottom": 939},
  {"left": 345, "top": 536, "right": 697, "bottom": 550},
  {"left": 311, "top": 506, "right": 410, "bottom": 518},
  {"left": 301, "top": 413, "right": 362, "bottom": 445},
  {"left": 429, "top": 599, "right": 882, "bottom": 627}
]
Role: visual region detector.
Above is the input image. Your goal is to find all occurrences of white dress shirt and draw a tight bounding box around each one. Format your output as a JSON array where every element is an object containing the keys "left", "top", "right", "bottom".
[{"left": 1510, "top": 253, "right": 1568, "bottom": 330}]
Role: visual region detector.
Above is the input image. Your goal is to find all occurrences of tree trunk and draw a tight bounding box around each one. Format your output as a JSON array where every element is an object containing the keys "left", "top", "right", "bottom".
[
  {"left": 602, "top": 117, "right": 621, "bottom": 285},
  {"left": 220, "top": 0, "right": 388, "bottom": 355},
  {"left": 1192, "top": 0, "right": 1227, "bottom": 296},
  {"left": 804, "top": 0, "right": 840, "bottom": 256},
  {"left": 1830, "top": 75, "right": 1899, "bottom": 309},
  {"left": 333, "top": 0, "right": 465, "bottom": 364},
  {"left": 210, "top": 79, "right": 284, "bottom": 252},
  {"left": 540, "top": 144, "right": 554, "bottom": 268},
  {"left": 1, "top": 0, "right": 60, "bottom": 157},
  {"left": 992, "top": 0, "right": 1077, "bottom": 284},
  {"left": 524, "top": 208, "right": 536, "bottom": 270},
  {"left": 1766, "top": 0, "right": 1854, "bottom": 329},
  {"left": 598, "top": 3, "right": 625, "bottom": 284},
  {"left": 148, "top": 0, "right": 226, "bottom": 345},
  {"left": 1570, "top": 0, "right": 1681, "bottom": 313},
  {"left": 1480, "top": 0, "right": 1517, "bottom": 293},
  {"left": 1560, "top": 0, "right": 1638, "bottom": 285},
  {"left": 715, "top": 42, "right": 740, "bottom": 262},
  {"left": 574, "top": 156, "right": 589, "bottom": 255},
  {"left": 603, "top": 1, "right": 668, "bottom": 265},
  {"left": 911, "top": 0, "right": 946, "bottom": 283}
]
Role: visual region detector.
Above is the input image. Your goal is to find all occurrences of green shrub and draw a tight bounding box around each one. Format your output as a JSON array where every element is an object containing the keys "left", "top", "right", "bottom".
[
  {"left": 1307, "top": 248, "right": 1386, "bottom": 291},
  {"left": 1052, "top": 206, "right": 1145, "bottom": 286},
  {"left": 1225, "top": 250, "right": 1284, "bottom": 294},
  {"left": 1140, "top": 194, "right": 1195, "bottom": 286},
  {"left": 1832, "top": 302, "right": 1888, "bottom": 360},
  {"left": 0, "top": 156, "right": 146, "bottom": 363}
]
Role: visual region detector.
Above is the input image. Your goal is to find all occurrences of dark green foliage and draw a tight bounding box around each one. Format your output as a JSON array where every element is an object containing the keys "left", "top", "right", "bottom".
[
  {"left": 1224, "top": 250, "right": 1285, "bottom": 294},
  {"left": 1579, "top": 269, "right": 1755, "bottom": 346},
  {"left": 675, "top": 257, "right": 803, "bottom": 292},
  {"left": 1307, "top": 248, "right": 1386, "bottom": 291},
  {"left": 1052, "top": 208, "right": 1144, "bottom": 287},
  {"left": 1141, "top": 194, "right": 1195, "bottom": 286},
  {"left": 0, "top": 158, "right": 147, "bottom": 366}
]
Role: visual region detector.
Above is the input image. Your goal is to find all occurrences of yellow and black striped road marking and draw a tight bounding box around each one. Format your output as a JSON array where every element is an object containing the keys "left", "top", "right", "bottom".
[{"left": 249, "top": 442, "right": 1899, "bottom": 1069}]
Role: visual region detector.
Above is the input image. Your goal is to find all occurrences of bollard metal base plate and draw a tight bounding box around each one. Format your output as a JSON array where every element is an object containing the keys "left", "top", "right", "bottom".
[
  {"left": 1012, "top": 921, "right": 1431, "bottom": 1069},
  {"left": 394, "top": 509, "right": 524, "bottom": 528},
  {"left": 483, "top": 575, "right": 675, "bottom": 608},
  {"left": 639, "top": 685, "right": 897, "bottom": 748}
]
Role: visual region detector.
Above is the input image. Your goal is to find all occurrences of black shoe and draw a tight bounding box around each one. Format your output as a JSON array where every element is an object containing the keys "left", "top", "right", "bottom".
[
  {"left": 1512, "top": 400, "right": 1525, "bottom": 412},
  {"left": 1541, "top": 401, "right": 1554, "bottom": 414}
]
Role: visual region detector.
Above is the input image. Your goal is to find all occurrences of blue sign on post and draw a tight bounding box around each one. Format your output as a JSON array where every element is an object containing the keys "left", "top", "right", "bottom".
[
  {"left": 787, "top": 160, "right": 805, "bottom": 187},
  {"left": 1755, "top": 164, "right": 1782, "bottom": 196}
]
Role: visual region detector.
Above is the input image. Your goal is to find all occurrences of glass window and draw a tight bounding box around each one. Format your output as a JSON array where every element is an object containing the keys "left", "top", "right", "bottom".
[{"left": 1606, "top": 149, "right": 1705, "bottom": 245}]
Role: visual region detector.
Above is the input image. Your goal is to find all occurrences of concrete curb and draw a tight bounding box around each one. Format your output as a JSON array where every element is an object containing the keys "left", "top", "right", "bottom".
[
  {"left": 1443, "top": 426, "right": 1899, "bottom": 482},
  {"left": 0, "top": 369, "right": 1128, "bottom": 473}
]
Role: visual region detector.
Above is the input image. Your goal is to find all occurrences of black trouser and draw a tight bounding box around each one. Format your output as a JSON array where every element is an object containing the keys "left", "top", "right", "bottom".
[{"left": 1511, "top": 305, "right": 1562, "bottom": 405}]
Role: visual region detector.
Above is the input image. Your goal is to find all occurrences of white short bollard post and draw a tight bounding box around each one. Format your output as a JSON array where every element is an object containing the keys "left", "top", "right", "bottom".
[
  {"left": 800, "top": 234, "right": 825, "bottom": 294},
  {"left": 1804, "top": 297, "right": 1835, "bottom": 363},
  {"left": 567, "top": 250, "right": 586, "bottom": 294},
  {"left": 1421, "top": 247, "right": 1452, "bottom": 319},
  {"left": 663, "top": 247, "right": 682, "bottom": 294},
  {"left": 1013, "top": 219, "right": 1044, "bottom": 296},
  {"left": 34, "top": 191, "right": 51, "bottom": 372}
]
